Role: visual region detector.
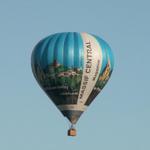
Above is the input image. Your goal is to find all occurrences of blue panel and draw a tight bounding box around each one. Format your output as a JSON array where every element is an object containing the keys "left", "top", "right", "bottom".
[
  {"left": 105, "top": 43, "right": 114, "bottom": 70},
  {"left": 39, "top": 35, "right": 53, "bottom": 69},
  {"left": 74, "top": 32, "right": 84, "bottom": 69},
  {"left": 54, "top": 32, "right": 67, "bottom": 65},
  {"left": 32, "top": 36, "right": 50, "bottom": 69},
  {"left": 44, "top": 33, "right": 60, "bottom": 66},
  {"left": 64, "top": 32, "right": 74, "bottom": 68}
]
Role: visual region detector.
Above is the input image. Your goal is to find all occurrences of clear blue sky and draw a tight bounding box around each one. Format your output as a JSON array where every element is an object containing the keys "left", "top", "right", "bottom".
[{"left": 0, "top": 0, "right": 150, "bottom": 150}]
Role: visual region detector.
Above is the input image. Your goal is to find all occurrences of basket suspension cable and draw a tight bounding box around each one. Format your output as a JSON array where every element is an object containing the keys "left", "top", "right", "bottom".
[{"left": 68, "top": 123, "right": 77, "bottom": 136}]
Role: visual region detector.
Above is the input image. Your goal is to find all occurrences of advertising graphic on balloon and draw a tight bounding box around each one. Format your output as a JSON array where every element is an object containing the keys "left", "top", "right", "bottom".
[{"left": 31, "top": 32, "right": 114, "bottom": 136}]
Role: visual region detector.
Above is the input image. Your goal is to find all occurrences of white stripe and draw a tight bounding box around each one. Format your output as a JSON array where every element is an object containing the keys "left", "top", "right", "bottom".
[
  {"left": 77, "top": 33, "right": 103, "bottom": 106},
  {"left": 57, "top": 105, "right": 87, "bottom": 111}
]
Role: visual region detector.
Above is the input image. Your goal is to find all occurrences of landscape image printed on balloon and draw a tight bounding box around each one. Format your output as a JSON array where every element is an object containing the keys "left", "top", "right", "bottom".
[
  {"left": 34, "top": 60, "right": 83, "bottom": 105},
  {"left": 85, "top": 59, "right": 112, "bottom": 105},
  {"left": 35, "top": 57, "right": 112, "bottom": 106}
]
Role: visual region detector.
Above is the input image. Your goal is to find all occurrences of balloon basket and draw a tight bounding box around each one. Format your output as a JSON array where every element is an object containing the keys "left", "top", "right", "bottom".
[{"left": 68, "top": 128, "right": 76, "bottom": 136}]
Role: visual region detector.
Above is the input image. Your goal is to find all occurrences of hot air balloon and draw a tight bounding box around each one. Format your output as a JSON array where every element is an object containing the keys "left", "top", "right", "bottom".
[{"left": 31, "top": 32, "right": 114, "bottom": 136}]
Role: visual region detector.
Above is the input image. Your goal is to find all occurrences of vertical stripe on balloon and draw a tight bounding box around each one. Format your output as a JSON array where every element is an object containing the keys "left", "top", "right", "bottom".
[{"left": 77, "top": 33, "right": 103, "bottom": 107}]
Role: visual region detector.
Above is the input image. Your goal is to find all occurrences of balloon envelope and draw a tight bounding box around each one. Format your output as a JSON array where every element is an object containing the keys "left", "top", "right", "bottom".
[{"left": 31, "top": 32, "right": 114, "bottom": 124}]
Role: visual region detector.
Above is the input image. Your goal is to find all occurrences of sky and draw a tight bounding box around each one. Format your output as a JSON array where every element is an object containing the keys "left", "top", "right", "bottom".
[{"left": 0, "top": 0, "right": 150, "bottom": 150}]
